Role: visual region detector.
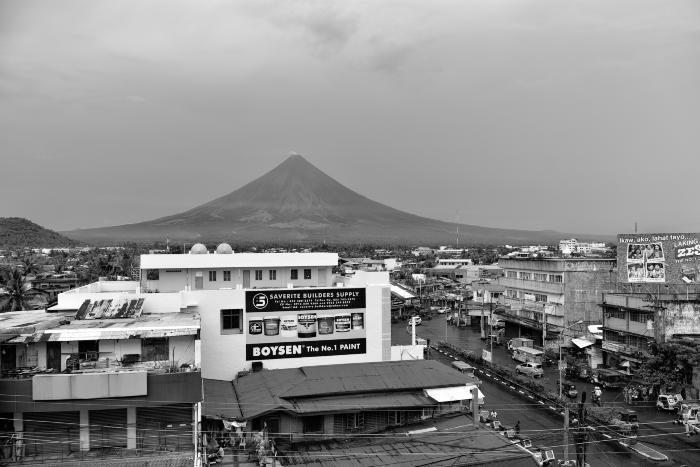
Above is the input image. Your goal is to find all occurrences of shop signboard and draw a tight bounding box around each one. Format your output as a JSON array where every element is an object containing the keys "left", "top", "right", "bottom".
[
  {"left": 618, "top": 233, "right": 700, "bottom": 284},
  {"left": 245, "top": 288, "right": 367, "bottom": 360}
]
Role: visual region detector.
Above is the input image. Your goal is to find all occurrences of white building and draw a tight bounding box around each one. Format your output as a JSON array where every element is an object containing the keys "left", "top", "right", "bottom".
[{"left": 57, "top": 244, "right": 391, "bottom": 381}]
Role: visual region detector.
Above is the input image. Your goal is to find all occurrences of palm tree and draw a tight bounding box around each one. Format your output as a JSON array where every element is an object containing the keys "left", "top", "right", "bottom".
[{"left": 0, "top": 268, "right": 48, "bottom": 312}]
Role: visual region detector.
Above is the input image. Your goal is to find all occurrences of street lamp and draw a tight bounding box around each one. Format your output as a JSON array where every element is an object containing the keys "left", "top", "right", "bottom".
[{"left": 559, "top": 320, "right": 584, "bottom": 399}]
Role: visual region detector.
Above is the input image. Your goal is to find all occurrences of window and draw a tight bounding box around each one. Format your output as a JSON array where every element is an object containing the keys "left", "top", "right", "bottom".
[
  {"left": 223, "top": 270, "right": 231, "bottom": 281},
  {"left": 506, "top": 270, "right": 517, "bottom": 278},
  {"left": 630, "top": 311, "right": 650, "bottom": 323},
  {"left": 389, "top": 411, "right": 406, "bottom": 426},
  {"left": 534, "top": 293, "right": 548, "bottom": 302},
  {"left": 290, "top": 269, "right": 298, "bottom": 280},
  {"left": 146, "top": 269, "right": 159, "bottom": 280},
  {"left": 519, "top": 272, "right": 532, "bottom": 280},
  {"left": 534, "top": 273, "right": 548, "bottom": 282},
  {"left": 606, "top": 308, "right": 625, "bottom": 320},
  {"left": 345, "top": 412, "right": 365, "bottom": 431},
  {"left": 165, "top": 269, "right": 182, "bottom": 273},
  {"left": 255, "top": 270, "right": 263, "bottom": 281},
  {"left": 304, "top": 268, "right": 312, "bottom": 280},
  {"left": 221, "top": 309, "right": 242, "bottom": 333},
  {"left": 141, "top": 338, "right": 169, "bottom": 361},
  {"left": 208, "top": 271, "right": 217, "bottom": 281},
  {"left": 548, "top": 274, "right": 563, "bottom": 283},
  {"left": 507, "top": 289, "right": 518, "bottom": 299},
  {"left": 269, "top": 270, "right": 277, "bottom": 280},
  {"left": 302, "top": 416, "right": 324, "bottom": 433}
]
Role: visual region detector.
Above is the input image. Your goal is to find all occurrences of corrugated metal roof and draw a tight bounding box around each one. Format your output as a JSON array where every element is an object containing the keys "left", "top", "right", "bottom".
[
  {"left": 75, "top": 298, "right": 145, "bottom": 319},
  {"left": 203, "top": 379, "right": 243, "bottom": 419},
  {"left": 234, "top": 361, "right": 472, "bottom": 419},
  {"left": 281, "top": 414, "right": 534, "bottom": 466},
  {"left": 424, "top": 385, "right": 484, "bottom": 403}
]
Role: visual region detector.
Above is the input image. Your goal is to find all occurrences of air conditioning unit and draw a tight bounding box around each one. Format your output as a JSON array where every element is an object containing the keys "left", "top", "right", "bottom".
[
  {"left": 544, "top": 450, "right": 555, "bottom": 461},
  {"left": 521, "top": 438, "right": 532, "bottom": 448}
]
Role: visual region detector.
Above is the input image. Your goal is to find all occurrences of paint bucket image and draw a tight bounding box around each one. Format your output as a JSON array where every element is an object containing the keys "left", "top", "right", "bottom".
[
  {"left": 263, "top": 316, "right": 280, "bottom": 336},
  {"left": 335, "top": 313, "right": 351, "bottom": 332},
  {"left": 248, "top": 317, "right": 263, "bottom": 335},
  {"left": 297, "top": 313, "right": 317, "bottom": 338},
  {"left": 280, "top": 315, "right": 298, "bottom": 337},
  {"left": 317, "top": 316, "right": 335, "bottom": 335},
  {"left": 351, "top": 312, "right": 364, "bottom": 330}
]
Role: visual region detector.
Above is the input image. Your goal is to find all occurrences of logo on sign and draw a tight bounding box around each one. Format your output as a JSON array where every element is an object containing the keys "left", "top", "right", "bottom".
[{"left": 252, "top": 293, "right": 268, "bottom": 310}]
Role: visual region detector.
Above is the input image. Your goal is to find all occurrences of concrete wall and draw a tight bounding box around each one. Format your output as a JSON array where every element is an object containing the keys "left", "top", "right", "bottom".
[
  {"left": 144, "top": 267, "right": 332, "bottom": 293},
  {"left": 662, "top": 302, "right": 700, "bottom": 341}
]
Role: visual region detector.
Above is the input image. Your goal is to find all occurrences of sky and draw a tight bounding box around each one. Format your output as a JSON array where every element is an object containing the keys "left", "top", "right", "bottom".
[{"left": 1, "top": 0, "right": 699, "bottom": 236}]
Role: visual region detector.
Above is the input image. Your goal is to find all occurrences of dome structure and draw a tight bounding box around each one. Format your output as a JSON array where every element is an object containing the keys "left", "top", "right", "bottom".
[
  {"left": 190, "top": 243, "right": 208, "bottom": 254},
  {"left": 215, "top": 243, "right": 233, "bottom": 254}
]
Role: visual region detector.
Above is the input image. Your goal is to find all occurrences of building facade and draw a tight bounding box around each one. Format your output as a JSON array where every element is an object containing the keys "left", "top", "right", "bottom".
[{"left": 496, "top": 258, "right": 616, "bottom": 348}]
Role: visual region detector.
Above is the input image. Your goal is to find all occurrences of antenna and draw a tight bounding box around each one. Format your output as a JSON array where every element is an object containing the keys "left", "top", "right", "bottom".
[
  {"left": 456, "top": 210, "right": 460, "bottom": 247},
  {"left": 634, "top": 222, "right": 638, "bottom": 233}
]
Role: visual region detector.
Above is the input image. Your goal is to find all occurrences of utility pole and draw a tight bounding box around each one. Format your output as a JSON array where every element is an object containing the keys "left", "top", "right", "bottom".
[
  {"left": 563, "top": 404, "right": 570, "bottom": 463},
  {"left": 576, "top": 391, "right": 588, "bottom": 467},
  {"left": 542, "top": 306, "right": 547, "bottom": 348},
  {"left": 480, "top": 291, "right": 485, "bottom": 339},
  {"left": 471, "top": 386, "right": 479, "bottom": 428}
]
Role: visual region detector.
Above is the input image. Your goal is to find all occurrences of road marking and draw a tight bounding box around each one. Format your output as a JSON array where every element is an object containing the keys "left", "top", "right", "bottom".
[
  {"left": 528, "top": 395, "right": 534, "bottom": 399},
  {"left": 485, "top": 373, "right": 491, "bottom": 377},
  {"left": 602, "top": 433, "right": 611, "bottom": 439},
  {"left": 538, "top": 401, "right": 545, "bottom": 405},
  {"left": 518, "top": 390, "right": 524, "bottom": 394},
  {"left": 509, "top": 386, "right": 515, "bottom": 389},
  {"left": 549, "top": 406, "right": 557, "bottom": 411}
]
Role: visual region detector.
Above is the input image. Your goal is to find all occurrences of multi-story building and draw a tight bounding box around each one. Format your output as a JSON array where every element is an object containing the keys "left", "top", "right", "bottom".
[
  {"left": 601, "top": 291, "right": 700, "bottom": 381},
  {"left": 496, "top": 257, "right": 616, "bottom": 348},
  {"left": 0, "top": 304, "right": 201, "bottom": 463}
]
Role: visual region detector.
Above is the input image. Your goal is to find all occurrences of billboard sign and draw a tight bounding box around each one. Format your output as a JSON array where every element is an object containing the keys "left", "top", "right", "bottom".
[
  {"left": 618, "top": 233, "right": 700, "bottom": 284},
  {"left": 245, "top": 288, "right": 367, "bottom": 360}
]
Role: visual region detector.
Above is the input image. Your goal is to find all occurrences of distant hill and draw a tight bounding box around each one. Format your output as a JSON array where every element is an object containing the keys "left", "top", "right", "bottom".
[
  {"left": 64, "top": 155, "right": 595, "bottom": 245},
  {"left": 0, "top": 217, "right": 78, "bottom": 248}
]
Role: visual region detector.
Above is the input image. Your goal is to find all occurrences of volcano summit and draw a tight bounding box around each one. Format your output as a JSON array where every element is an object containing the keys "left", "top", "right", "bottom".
[{"left": 64, "top": 155, "right": 571, "bottom": 245}]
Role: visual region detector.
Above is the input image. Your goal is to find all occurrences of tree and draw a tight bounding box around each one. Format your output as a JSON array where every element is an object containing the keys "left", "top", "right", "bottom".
[
  {"left": 637, "top": 339, "right": 700, "bottom": 387},
  {"left": 0, "top": 268, "right": 48, "bottom": 312}
]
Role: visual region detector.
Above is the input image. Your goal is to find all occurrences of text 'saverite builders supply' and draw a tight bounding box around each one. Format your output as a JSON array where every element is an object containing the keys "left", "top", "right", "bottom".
[
  {"left": 246, "top": 288, "right": 366, "bottom": 312},
  {"left": 618, "top": 233, "right": 700, "bottom": 285}
]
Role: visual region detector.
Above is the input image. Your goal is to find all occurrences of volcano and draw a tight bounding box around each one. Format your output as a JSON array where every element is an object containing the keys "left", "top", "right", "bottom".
[{"left": 64, "top": 155, "right": 575, "bottom": 245}]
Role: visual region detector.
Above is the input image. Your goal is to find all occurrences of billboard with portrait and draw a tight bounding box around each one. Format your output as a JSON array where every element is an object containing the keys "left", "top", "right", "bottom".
[
  {"left": 244, "top": 288, "right": 367, "bottom": 360},
  {"left": 618, "top": 233, "right": 700, "bottom": 284}
]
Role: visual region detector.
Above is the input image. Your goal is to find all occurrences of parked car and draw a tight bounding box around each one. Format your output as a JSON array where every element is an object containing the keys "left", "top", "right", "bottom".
[
  {"left": 408, "top": 316, "right": 422, "bottom": 326},
  {"left": 657, "top": 394, "right": 679, "bottom": 412},
  {"left": 437, "top": 307, "right": 450, "bottom": 314},
  {"left": 557, "top": 381, "right": 578, "bottom": 398},
  {"left": 515, "top": 362, "right": 544, "bottom": 378}
]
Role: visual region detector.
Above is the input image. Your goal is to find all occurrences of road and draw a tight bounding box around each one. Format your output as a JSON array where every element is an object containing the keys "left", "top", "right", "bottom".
[{"left": 393, "top": 315, "right": 697, "bottom": 466}]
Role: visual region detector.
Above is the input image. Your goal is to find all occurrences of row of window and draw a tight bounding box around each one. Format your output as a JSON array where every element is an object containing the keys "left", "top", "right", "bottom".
[
  {"left": 505, "top": 270, "right": 563, "bottom": 283},
  {"left": 605, "top": 308, "right": 652, "bottom": 324},
  {"left": 147, "top": 268, "right": 314, "bottom": 282},
  {"left": 505, "top": 289, "right": 549, "bottom": 303}
]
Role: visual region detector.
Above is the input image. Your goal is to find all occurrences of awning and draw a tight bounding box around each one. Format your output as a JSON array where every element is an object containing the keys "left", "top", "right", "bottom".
[
  {"left": 425, "top": 385, "right": 484, "bottom": 403},
  {"left": 291, "top": 392, "right": 434, "bottom": 414},
  {"left": 390, "top": 284, "right": 416, "bottom": 300},
  {"left": 7, "top": 328, "right": 199, "bottom": 343},
  {"left": 203, "top": 379, "right": 243, "bottom": 419},
  {"left": 588, "top": 324, "right": 603, "bottom": 340},
  {"left": 571, "top": 338, "right": 595, "bottom": 349}
]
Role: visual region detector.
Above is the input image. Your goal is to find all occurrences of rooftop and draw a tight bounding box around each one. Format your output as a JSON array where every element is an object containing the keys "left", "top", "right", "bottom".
[
  {"left": 140, "top": 252, "right": 339, "bottom": 270},
  {"left": 8, "top": 311, "right": 199, "bottom": 343},
  {"left": 231, "top": 360, "right": 474, "bottom": 419},
  {"left": 281, "top": 413, "right": 534, "bottom": 466}
]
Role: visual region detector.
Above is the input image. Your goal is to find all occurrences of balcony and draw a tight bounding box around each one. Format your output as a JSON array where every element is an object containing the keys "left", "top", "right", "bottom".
[
  {"left": 498, "top": 277, "right": 565, "bottom": 295},
  {"left": 498, "top": 296, "right": 564, "bottom": 316}
]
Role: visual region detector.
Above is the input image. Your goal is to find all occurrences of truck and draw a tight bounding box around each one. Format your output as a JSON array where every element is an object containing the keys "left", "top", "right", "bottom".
[
  {"left": 507, "top": 337, "right": 534, "bottom": 352},
  {"left": 588, "top": 407, "right": 639, "bottom": 443},
  {"left": 511, "top": 346, "right": 544, "bottom": 364}
]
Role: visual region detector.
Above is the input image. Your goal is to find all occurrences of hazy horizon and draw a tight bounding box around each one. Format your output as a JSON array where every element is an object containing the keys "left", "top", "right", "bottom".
[{"left": 2, "top": 0, "right": 699, "bottom": 236}]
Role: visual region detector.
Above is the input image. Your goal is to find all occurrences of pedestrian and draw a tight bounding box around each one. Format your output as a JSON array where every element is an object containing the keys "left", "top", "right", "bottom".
[{"left": 515, "top": 420, "right": 520, "bottom": 435}]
